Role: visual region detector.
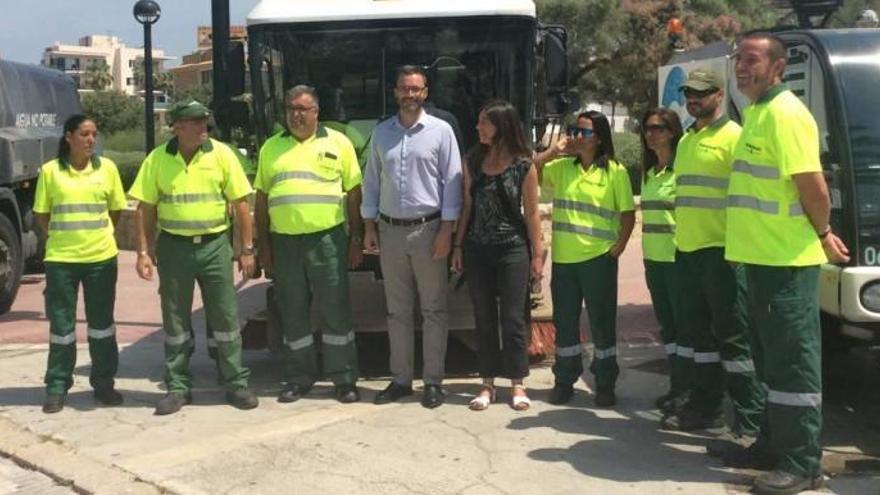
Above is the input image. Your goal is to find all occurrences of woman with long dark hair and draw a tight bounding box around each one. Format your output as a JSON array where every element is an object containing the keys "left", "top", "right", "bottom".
[
  {"left": 451, "top": 99, "right": 543, "bottom": 411},
  {"left": 533, "top": 111, "right": 635, "bottom": 406},
  {"left": 639, "top": 108, "right": 687, "bottom": 414},
  {"left": 34, "top": 115, "right": 127, "bottom": 413}
]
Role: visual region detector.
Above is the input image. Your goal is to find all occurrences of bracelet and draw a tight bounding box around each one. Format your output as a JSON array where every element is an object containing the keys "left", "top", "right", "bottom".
[
  {"left": 818, "top": 226, "right": 832, "bottom": 240},
  {"left": 137, "top": 250, "right": 149, "bottom": 257}
]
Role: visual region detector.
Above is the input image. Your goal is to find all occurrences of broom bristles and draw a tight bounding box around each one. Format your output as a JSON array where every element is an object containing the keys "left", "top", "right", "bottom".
[{"left": 528, "top": 320, "right": 556, "bottom": 361}]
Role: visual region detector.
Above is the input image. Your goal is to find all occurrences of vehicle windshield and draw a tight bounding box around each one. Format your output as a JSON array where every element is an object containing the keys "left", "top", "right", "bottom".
[{"left": 247, "top": 16, "right": 535, "bottom": 159}]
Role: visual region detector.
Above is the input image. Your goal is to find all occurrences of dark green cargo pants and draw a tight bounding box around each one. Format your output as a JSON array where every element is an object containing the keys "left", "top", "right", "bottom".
[
  {"left": 644, "top": 259, "right": 689, "bottom": 395},
  {"left": 44, "top": 258, "right": 119, "bottom": 395}
]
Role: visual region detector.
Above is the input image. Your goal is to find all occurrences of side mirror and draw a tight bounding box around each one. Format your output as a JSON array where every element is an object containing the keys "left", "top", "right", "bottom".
[{"left": 226, "top": 41, "right": 246, "bottom": 96}]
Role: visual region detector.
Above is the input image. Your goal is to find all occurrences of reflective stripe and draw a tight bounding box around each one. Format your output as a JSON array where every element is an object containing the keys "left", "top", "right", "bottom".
[
  {"left": 732, "top": 160, "right": 780, "bottom": 180},
  {"left": 269, "top": 194, "right": 342, "bottom": 207},
  {"left": 641, "top": 200, "right": 675, "bottom": 211},
  {"left": 87, "top": 325, "right": 116, "bottom": 340},
  {"left": 553, "top": 199, "right": 617, "bottom": 220},
  {"left": 212, "top": 330, "right": 240, "bottom": 343},
  {"left": 675, "top": 196, "right": 726, "bottom": 210},
  {"left": 552, "top": 221, "right": 617, "bottom": 241},
  {"left": 286, "top": 334, "right": 314, "bottom": 351},
  {"left": 52, "top": 203, "right": 107, "bottom": 214},
  {"left": 723, "top": 359, "right": 756, "bottom": 373},
  {"left": 159, "top": 192, "right": 225, "bottom": 204},
  {"left": 556, "top": 344, "right": 582, "bottom": 357},
  {"left": 694, "top": 351, "right": 721, "bottom": 363},
  {"left": 594, "top": 346, "right": 617, "bottom": 359},
  {"left": 677, "top": 175, "right": 729, "bottom": 189},
  {"left": 165, "top": 332, "right": 191, "bottom": 347},
  {"left": 727, "top": 194, "right": 779, "bottom": 214},
  {"left": 271, "top": 171, "right": 337, "bottom": 187},
  {"left": 323, "top": 331, "right": 355, "bottom": 346},
  {"left": 664, "top": 343, "right": 677, "bottom": 355},
  {"left": 159, "top": 218, "right": 227, "bottom": 230},
  {"left": 768, "top": 389, "right": 822, "bottom": 407},
  {"left": 207, "top": 338, "right": 217, "bottom": 348},
  {"left": 643, "top": 223, "right": 674, "bottom": 234},
  {"left": 50, "top": 219, "right": 109, "bottom": 231},
  {"left": 676, "top": 346, "right": 694, "bottom": 358},
  {"left": 789, "top": 203, "right": 804, "bottom": 216},
  {"left": 50, "top": 333, "right": 76, "bottom": 345}
]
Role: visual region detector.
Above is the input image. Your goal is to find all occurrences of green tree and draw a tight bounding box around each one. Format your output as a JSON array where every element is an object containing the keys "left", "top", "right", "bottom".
[
  {"left": 83, "top": 60, "right": 113, "bottom": 91},
  {"left": 174, "top": 84, "right": 213, "bottom": 107},
  {"left": 80, "top": 91, "right": 144, "bottom": 135}
]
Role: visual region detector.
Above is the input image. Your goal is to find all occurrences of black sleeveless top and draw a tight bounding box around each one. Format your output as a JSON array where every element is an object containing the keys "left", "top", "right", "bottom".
[{"left": 465, "top": 156, "right": 531, "bottom": 247}]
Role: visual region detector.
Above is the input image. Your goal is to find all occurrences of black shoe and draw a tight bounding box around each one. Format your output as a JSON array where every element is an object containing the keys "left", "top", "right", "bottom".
[
  {"left": 94, "top": 388, "right": 124, "bottom": 407},
  {"left": 547, "top": 384, "right": 574, "bottom": 405},
  {"left": 42, "top": 394, "right": 65, "bottom": 414},
  {"left": 154, "top": 392, "right": 192, "bottom": 416},
  {"left": 421, "top": 384, "right": 445, "bottom": 409},
  {"left": 226, "top": 388, "right": 259, "bottom": 410},
  {"left": 705, "top": 431, "right": 756, "bottom": 458},
  {"left": 277, "top": 383, "right": 312, "bottom": 403},
  {"left": 335, "top": 385, "right": 360, "bottom": 404},
  {"left": 594, "top": 387, "right": 616, "bottom": 407},
  {"left": 373, "top": 382, "right": 413, "bottom": 405},
  {"left": 654, "top": 391, "right": 675, "bottom": 410},
  {"left": 720, "top": 443, "right": 776, "bottom": 470},
  {"left": 660, "top": 407, "right": 724, "bottom": 431},
  {"left": 754, "top": 470, "right": 822, "bottom": 495}
]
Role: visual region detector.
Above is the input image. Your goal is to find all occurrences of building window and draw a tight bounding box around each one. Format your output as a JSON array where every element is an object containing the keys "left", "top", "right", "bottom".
[
  {"left": 129, "top": 60, "right": 134, "bottom": 68},
  {"left": 126, "top": 77, "right": 134, "bottom": 86},
  {"left": 200, "top": 71, "right": 212, "bottom": 85}
]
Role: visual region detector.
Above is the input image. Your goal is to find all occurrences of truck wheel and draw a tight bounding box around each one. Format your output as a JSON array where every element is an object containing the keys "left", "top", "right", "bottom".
[{"left": 0, "top": 214, "right": 24, "bottom": 314}]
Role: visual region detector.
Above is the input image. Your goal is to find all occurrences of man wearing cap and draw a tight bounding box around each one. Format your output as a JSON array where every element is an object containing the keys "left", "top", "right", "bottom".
[
  {"left": 255, "top": 85, "right": 363, "bottom": 404},
  {"left": 661, "top": 68, "right": 765, "bottom": 439},
  {"left": 130, "top": 99, "right": 259, "bottom": 415},
  {"left": 722, "top": 33, "right": 848, "bottom": 495}
]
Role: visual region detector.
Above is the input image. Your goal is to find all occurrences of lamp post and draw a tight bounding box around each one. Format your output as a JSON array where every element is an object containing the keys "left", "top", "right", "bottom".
[{"left": 134, "top": 0, "right": 161, "bottom": 151}]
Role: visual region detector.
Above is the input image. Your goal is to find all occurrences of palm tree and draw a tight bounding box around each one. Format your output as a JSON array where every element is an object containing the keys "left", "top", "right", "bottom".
[{"left": 83, "top": 60, "right": 113, "bottom": 91}]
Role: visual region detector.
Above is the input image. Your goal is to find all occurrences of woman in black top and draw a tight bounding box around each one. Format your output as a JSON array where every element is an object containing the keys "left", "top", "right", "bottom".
[{"left": 452, "top": 99, "right": 544, "bottom": 411}]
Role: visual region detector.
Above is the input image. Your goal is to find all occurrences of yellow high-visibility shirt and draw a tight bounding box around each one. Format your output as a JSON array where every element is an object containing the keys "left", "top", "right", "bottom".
[{"left": 641, "top": 166, "right": 676, "bottom": 262}]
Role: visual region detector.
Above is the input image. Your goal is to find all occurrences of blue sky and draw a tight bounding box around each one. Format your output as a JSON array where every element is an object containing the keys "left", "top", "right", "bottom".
[{"left": 0, "top": 1, "right": 261, "bottom": 66}]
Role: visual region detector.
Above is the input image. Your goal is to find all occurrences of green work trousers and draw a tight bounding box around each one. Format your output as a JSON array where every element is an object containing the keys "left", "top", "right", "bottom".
[
  {"left": 677, "top": 248, "right": 764, "bottom": 434},
  {"left": 272, "top": 225, "right": 358, "bottom": 387},
  {"left": 644, "top": 259, "right": 689, "bottom": 395},
  {"left": 44, "top": 258, "right": 118, "bottom": 395},
  {"left": 156, "top": 231, "right": 249, "bottom": 393},
  {"left": 746, "top": 264, "right": 822, "bottom": 478},
  {"left": 551, "top": 253, "right": 619, "bottom": 390}
]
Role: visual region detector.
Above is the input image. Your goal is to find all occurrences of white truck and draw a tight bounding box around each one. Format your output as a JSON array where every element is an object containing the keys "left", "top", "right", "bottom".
[{"left": 658, "top": 28, "right": 880, "bottom": 344}]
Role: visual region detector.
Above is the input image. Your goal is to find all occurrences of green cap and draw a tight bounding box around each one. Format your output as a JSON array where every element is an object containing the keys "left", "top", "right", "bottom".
[
  {"left": 166, "top": 99, "right": 212, "bottom": 124},
  {"left": 680, "top": 68, "right": 723, "bottom": 92}
]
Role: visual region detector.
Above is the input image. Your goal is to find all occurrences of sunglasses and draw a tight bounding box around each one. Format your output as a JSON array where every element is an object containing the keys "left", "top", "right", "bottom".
[
  {"left": 683, "top": 88, "right": 718, "bottom": 98},
  {"left": 643, "top": 123, "right": 669, "bottom": 133},
  {"left": 566, "top": 126, "right": 594, "bottom": 138}
]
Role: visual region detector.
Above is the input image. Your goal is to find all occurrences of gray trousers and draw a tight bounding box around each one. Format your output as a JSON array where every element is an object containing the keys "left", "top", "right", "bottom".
[{"left": 378, "top": 219, "right": 448, "bottom": 385}]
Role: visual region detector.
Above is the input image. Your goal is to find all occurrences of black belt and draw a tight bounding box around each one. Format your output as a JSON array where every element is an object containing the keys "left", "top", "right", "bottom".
[
  {"left": 378, "top": 211, "right": 441, "bottom": 227},
  {"left": 160, "top": 230, "right": 225, "bottom": 244}
]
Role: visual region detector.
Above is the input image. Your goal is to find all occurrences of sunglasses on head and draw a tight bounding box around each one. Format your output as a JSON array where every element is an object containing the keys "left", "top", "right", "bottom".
[
  {"left": 683, "top": 88, "right": 718, "bottom": 98},
  {"left": 566, "top": 126, "right": 594, "bottom": 138}
]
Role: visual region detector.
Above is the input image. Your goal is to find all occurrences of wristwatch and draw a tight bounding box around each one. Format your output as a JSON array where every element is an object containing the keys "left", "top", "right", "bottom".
[{"left": 241, "top": 245, "right": 255, "bottom": 256}]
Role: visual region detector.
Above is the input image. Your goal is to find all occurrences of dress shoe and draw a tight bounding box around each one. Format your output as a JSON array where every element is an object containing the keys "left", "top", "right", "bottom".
[
  {"left": 277, "top": 383, "right": 312, "bottom": 403},
  {"left": 154, "top": 392, "right": 192, "bottom": 416},
  {"left": 335, "top": 384, "right": 360, "bottom": 403},
  {"left": 421, "top": 384, "right": 445, "bottom": 409},
  {"left": 594, "top": 386, "right": 616, "bottom": 407},
  {"left": 547, "top": 384, "right": 574, "bottom": 405},
  {"left": 373, "top": 382, "right": 413, "bottom": 405},
  {"left": 226, "top": 388, "right": 259, "bottom": 410},
  {"left": 754, "top": 470, "right": 822, "bottom": 495},
  {"left": 42, "top": 394, "right": 65, "bottom": 414},
  {"left": 94, "top": 388, "right": 124, "bottom": 407}
]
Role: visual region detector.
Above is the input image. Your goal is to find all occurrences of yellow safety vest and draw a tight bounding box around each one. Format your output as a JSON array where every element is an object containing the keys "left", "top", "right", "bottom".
[
  {"left": 33, "top": 156, "right": 127, "bottom": 263},
  {"left": 543, "top": 157, "right": 635, "bottom": 263},
  {"left": 641, "top": 166, "right": 676, "bottom": 262},
  {"left": 128, "top": 138, "right": 253, "bottom": 236},
  {"left": 725, "top": 86, "right": 826, "bottom": 266},
  {"left": 255, "top": 126, "right": 361, "bottom": 235},
  {"left": 673, "top": 116, "right": 741, "bottom": 253}
]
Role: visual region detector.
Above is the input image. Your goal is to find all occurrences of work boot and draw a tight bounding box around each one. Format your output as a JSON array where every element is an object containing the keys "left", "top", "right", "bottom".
[
  {"left": 660, "top": 406, "right": 723, "bottom": 431},
  {"left": 705, "top": 430, "right": 756, "bottom": 458},
  {"left": 94, "top": 388, "right": 124, "bottom": 407},
  {"left": 753, "top": 470, "right": 823, "bottom": 495},
  {"left": 594, "top": 386, "right": 616, "bottom": 407},
  {"left": 226, "top": 388, "right": 259, "bottom": 410},
  {"left": 335, "top": 385, "right": 360, "bottom": 404},
  {"left": 547, "top": 384, "right": 574, "bottom": 405},
  {"left": 154, "top": 392, "right": 192, "bottom": 416},
  {"left": 656, "top": 390, "right": 689, "bottom": 415},
  {"left": 720, "top": 443, "right": 776, "bottom": 470},
  {"left": 278, "top": 383, "right": 312, "bottom": 403},
  {"left": 42, "top": 394, "right": 65, "bottom": 414}
]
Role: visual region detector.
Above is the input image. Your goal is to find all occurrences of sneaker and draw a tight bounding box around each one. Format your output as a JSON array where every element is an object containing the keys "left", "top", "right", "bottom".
[
  {"left": 154, "top": 392, "right": 192, "bottom": 416},
  {"left": 548, "top": 384, "right": 574, "bottom": 405},
  {"left": 94, "top": 388, "right": 124, "bottom": 407},
  {"left": 226, "top": 388, "right": 259, "bottom": 410},
  {"left": 42, "top": 394, "right": 65, "bottom": 414}
]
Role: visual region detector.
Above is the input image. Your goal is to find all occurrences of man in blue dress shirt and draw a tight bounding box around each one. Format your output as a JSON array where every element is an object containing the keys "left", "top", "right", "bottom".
[{"left": 362, "top": 65, "right": 462, "bottom": 408}]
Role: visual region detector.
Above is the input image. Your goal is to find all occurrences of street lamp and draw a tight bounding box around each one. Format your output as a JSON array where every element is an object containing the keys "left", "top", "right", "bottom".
[{"left": 134, "top": 0, "right": 161, "bottom": 151}]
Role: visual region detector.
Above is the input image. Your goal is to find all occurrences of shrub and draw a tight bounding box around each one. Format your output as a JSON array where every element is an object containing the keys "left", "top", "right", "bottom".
[{"left": 103, "top": 150, "right": 145, "bottom": 191}]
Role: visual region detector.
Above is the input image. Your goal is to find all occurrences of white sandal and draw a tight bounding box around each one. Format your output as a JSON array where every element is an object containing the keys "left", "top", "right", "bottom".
[
  {"left": 511, "top": 385, "right": 531, "bottom": 411},
  {"left": 469, "top": 385, "right": 495, "bottom": 411}
]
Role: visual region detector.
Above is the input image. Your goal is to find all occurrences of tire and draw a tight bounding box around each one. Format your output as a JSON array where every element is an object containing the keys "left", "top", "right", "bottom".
[{"left": 0, "top": 213, "right": 24, "bottom": 314}]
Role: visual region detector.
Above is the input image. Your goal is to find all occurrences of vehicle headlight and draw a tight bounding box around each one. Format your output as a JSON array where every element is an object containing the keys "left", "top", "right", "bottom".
[{"left": 860, "top": 281, "right": 880, "bottom": 312}]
